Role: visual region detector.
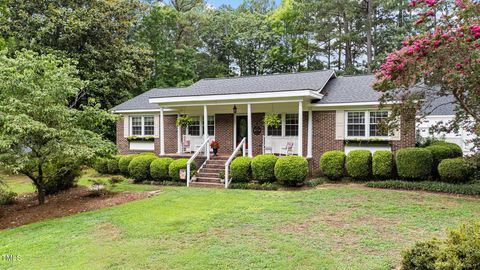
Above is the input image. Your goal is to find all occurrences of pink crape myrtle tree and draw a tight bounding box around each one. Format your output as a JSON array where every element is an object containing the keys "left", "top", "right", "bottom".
[{"left": 373, "top": 0, "right": 480, "bottom": 150}]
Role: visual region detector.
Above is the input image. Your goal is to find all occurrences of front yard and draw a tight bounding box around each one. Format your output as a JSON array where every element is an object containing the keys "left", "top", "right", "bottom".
[{"left": 1, "top": 182, "right": 479, "bottom": 269}]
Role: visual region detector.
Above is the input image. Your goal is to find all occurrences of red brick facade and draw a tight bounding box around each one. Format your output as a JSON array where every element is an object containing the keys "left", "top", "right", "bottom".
[
  {"left": 116, "top": 110, "right": 416, "bottom": 176},
  {"left": 215, "top": 114, "right": 234, "bottom": 155}
]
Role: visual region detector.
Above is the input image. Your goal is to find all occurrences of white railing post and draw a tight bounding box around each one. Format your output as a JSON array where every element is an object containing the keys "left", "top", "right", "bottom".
[
  {"left": 242, "top": 139, "right": 246, "bottom": 157},
  {"left": 187, "top": 136, "right": 211, "bottom": 187},
  {"left": 224, "top": 137, "right": 246, "bottom": 189}
]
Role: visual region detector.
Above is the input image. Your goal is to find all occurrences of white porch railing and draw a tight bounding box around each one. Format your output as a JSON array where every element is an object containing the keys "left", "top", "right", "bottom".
[
  {"left": 224, "top": 137, "right": 246, "bottom": 188},
  {"left": 187, "top": 137, "right": 211, "bottom": 187}
]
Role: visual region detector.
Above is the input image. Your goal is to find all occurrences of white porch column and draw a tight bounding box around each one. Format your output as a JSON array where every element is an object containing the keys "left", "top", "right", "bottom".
[
  {"left": 307, "top": 109, "right": 313, "bottom": 158},
  {"left": 203, "top": 105, "right": 208, "bottom": 156},
  {"left": 247, "top": 103, "right": 253, "bottom": 157},
  {"left": 160, "top": 108, "right": 165, "bottom": 155},
  {"left": 177, "top": 114, "right": 181, "bottom": 154},
  {"left": 297, "top": 101, "right": 303, "bottom": 157}
]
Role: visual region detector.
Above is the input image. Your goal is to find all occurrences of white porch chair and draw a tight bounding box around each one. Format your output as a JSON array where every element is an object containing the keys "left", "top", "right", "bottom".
[
  {"left": 263, "top": 136, "right": 273, "bottom": 154},
  {"left": 182, "top": 139, "right": 191, "bottom": 153},
  {"left": 281, "top": 142, "right": 294, "bottom": 156}
]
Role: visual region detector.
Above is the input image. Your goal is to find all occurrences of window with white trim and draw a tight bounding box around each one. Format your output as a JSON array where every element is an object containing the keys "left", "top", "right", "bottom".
[
  {"left": 285, "top": 114, "right": 299, "bottom": 137},
  {"left": 131, "top": 116, "right": 142, "bottom": 136},
  {"left": 267, "top": 124, "right": 282, "bottom": 136},
  {"left": 130, "top": 116, "right": 155, "bottom": 136},
  {"left": 187, "top": 116, "right": 201, "bottom": 136},
  {"left": 369, "top": 111, "right": 388, "bottom": 137},
  {"left": 346, "top": 111, "right": 389, "bottom": 138},
  {"left": 207, "top": 116, "right": 215, "bottom": 136}
]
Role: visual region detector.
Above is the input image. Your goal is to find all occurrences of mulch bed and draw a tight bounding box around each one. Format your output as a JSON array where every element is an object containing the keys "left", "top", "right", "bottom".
[{"left": 0, "top": 187, "right": 161, "bottom": 230}]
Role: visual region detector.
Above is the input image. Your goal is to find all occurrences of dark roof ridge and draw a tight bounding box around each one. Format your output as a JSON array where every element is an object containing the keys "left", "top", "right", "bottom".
[{"left": 199, "top": 69, "right": 335, "bottom": 81}]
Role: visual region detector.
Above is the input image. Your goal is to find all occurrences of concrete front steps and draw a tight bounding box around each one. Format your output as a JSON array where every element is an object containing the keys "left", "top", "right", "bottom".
[{"left": 190, "top": 155, "right": 228, "bottom": 188}]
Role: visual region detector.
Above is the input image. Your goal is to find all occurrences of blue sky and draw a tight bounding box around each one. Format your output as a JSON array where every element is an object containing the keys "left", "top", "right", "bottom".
[{"left": 206, "top": 0, "right": 280, "bottom": 8}]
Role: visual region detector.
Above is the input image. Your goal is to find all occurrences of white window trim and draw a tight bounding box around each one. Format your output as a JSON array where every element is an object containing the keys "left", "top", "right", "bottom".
[
  {"left": 186, "top": 115, "right": 215, "bottom": 137},
  {"left": 130, "top": 115, "right": 155, "bottom": 137},
  {"left": 344, "top": 110, "right": 391, "bottom": 139},
  {"left": 264, "top": 113, "right": 299, "bottom": 138}
]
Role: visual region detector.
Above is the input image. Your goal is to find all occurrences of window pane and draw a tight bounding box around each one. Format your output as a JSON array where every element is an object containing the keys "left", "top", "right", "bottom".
[
  {"left": 188, "top": 116, "right": 200, "bottom": 136},
  {"left": 267, "top": 126, "right": 282, "bottom": 136},
  {"left": 207, "top": 116, "right": 215, "bottom": 136},
  {"left": 144, "top": 116, "right": 154, "bottom": 136},
  {"left": 131, "top": 117, "right": 142, "bottom": 136},
  {"left": 369, "top": 111, "right": 388, "bottom": 137},
  {"left": 285, "top": 114, "right": 298, "bottom": 136},
  {"left": 347, "top": 112, "right": 365, "bottom": 137}
]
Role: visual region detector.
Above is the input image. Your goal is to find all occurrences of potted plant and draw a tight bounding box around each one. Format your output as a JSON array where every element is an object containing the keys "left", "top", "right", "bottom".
[
  {"left": 264, "top": 113, "right": 281, "bottom": 128},
  {"left": 210, "top": 140, "right": 220, "bottom": 156}
]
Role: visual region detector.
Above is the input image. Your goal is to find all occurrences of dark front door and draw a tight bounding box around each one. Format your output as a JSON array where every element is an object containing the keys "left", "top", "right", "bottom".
[{"left": 236, "top": 116, "right": 248, "bottom": 147}]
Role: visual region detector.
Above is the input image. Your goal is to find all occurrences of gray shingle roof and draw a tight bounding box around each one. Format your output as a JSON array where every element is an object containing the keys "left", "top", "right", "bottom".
[
  {"left": 316, "top": 75, "right": 382, "bottom": 104},
  {"left": 110, "top": 87, "right": 185, "bottom": 111},
  {"left": 150, "top": 70, "right": 335, "bottom": 98},
  {"left": 421, "top": 95, "right": 455, "bottom": 116}
]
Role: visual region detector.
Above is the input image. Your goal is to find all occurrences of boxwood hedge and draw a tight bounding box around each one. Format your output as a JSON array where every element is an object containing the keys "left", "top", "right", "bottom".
[
  {"left": 128, "top": 155, "right": 158, "bottom": 182},
  {"left": 230, "top": 156, "right": 252, "bottom": 183},
  {"left": 274, "top": 156, "right": 309, "bottom": 186},
  {"left": 93, "top": 158, "right": 109, "bottom": 174},
  {"left": 346, "top": 150, "right": 372, "bottom": 179},
  {"left": 150, "top": 157, "right": 174, "bottom": 181},
  {"left": 320, "top": 151, "right": 345, "bottom": 180},
  {"left": 372, "top": 151, "right": 393, "bottom": 179},
  {"left": 438, "top": 158, "right": 472, "bottom": 183},
  {"left": 396, "top": 148, "right": 433, "bottom": 180},
  {"left": 169, "top": 158, "right": 196, "bottom": 181},
  {"left": 251, "top": 155, "right": 278, "bottom": 183},
  {"left": 118, "top": 155, "right": 137, "bottom": 175}
]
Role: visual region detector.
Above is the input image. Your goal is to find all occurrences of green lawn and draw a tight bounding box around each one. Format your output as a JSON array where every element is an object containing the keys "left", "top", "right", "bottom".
[{"left": 1, "top": 185, "right": 479, "bottom": 269}]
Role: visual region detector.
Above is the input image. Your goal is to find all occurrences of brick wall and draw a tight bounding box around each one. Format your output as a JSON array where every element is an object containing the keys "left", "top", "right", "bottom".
[
  {"left": 309, "top": 111, "right": 344, "bottom": 176},
  {"left": 391, "top": 110, "right": 416, "bottom": 152},
  {"left": 215, "top": 114, "right": 234, "bottom": 154},
  {"left": 252, "top": 113, "right": 265, "bottom": 156}
]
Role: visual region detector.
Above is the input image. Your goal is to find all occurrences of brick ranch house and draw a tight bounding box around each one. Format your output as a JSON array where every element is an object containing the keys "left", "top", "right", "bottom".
[{"left": 111, "top": 70, "right": 417, "bottom": 185}]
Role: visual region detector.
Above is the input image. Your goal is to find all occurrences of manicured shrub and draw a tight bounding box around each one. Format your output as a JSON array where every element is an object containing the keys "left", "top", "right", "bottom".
[
  {"left": 106, "top": 156, "right": 121, "bottom": 174},
  {"left": 118, "top": 155, "right": 137, "bottom": 175},
  {"left": 150, "top": 157, "right": 174, "bottom": 181},
  {"left": 43, "top": 162, "right": 81, "bottom": 195},
  {"left": 128, "top": 155, "right": 158, "bottom": 182},
  {"left": 251, "top": 155, "right": 278, "bottom": 183},
  {"left": 168, "top": 158, "right": 196, "bottom": 182},
  {"left": 396, "top": 148, "right": 433, "bottom": 180},
  {"left": 431, "top": 141, "right": 463, "bottom": 157},
  {"left": 365, "top": 180, "right": 480, "bottom": 196},
  {"left": 274, "top": 156, "right": 309, "bottom": 186},
  {"left": 425, "top": 144, "right": 455, "bottom": 177},
  {"left": 93, "top": 158, "right": 109, "bottom": 174},
  {"left": 401, "top": 221, "right": 480, "bottom": 270},
  {"left": 230, "top": 156, "right": 252, "bottom": 183},
  {"left": 346, "top": 150, "right": 372, "bottom": 179},
  {"left": 109, "top": 175, "right": 126, "bottom": 184},
  {"left": 438, "top": 158, "right": 473, "bottom": 183},
  {"left": 320, "top": 151, "right": 345, "bottom": 180},
  {"left": 0, "top": 188, "right": 17, "bottom": 205},
  {"left": 372, "top": 151, "right": 393, "bottom": 178}
]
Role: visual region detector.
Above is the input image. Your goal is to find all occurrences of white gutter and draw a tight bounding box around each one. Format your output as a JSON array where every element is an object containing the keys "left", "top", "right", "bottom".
[{"left": 149, "top": 90, "right": 322, "bottom": 105}]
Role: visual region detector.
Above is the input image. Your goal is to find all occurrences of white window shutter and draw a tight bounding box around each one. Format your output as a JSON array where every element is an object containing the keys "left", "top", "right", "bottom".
[
  {"left": 123, "top": 116, "right": 129, "bottom": 138},
  {"left": 154, "top": 115, "right": 160, "bottom": 138},
  {"left": 335, "top": 110, "right": 345, "bottom": 140}
]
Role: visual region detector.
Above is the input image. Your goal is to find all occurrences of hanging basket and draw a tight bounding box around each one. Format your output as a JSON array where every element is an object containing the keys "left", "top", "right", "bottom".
[
  {"left": 176, "top": 116, "right": 194, "bottom": 128},
  {"left": 263, "top": 113, "right": 281, "bottom": 128}
]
